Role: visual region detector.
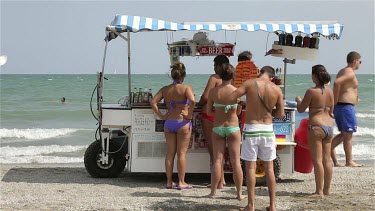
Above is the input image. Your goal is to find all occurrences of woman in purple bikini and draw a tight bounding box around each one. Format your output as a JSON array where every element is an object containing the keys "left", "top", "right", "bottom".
[{"left": 151, "top": 62, "right": 196, "bottom": 190}]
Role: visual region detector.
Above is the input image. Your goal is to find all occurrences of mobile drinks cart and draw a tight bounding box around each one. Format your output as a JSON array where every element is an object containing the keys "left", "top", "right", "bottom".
[{"left": 84, "top": 15, "right": 344, "bottom": 179}]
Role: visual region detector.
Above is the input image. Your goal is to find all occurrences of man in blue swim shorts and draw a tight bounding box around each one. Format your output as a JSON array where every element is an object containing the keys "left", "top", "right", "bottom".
[{"left": 331, "top": 51, "right": 363, "bottom": 167}]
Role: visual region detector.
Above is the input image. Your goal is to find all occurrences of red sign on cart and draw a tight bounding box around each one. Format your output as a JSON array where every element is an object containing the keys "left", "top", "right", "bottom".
[{"left": 197, "top": 44, "right": 235, "bottom": 56}]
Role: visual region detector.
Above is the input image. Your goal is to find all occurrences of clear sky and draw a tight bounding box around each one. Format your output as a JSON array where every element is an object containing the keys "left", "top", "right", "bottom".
[{"left": 1, "top": 0, "right": 374, "bottom": 74}]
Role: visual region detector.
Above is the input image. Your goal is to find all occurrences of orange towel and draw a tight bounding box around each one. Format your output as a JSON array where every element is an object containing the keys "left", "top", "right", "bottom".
[{"left": 234, "top": 60, "right": 258, "bottom": 88}]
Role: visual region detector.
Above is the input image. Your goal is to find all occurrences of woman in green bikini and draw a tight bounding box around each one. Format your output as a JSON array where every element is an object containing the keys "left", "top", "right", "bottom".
[{"left": 206, "top": 63, "right": 245, "bottom": 200}]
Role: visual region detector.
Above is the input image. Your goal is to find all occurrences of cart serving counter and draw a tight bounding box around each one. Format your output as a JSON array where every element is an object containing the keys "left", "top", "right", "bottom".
[{"left": 84, "top": 15, "right": 343, "bottom": 179}]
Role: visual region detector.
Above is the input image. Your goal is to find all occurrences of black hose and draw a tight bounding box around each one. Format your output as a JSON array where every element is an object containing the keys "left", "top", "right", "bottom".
[{"left": 90, "top": 84, "right": 99, "bottom": 121}]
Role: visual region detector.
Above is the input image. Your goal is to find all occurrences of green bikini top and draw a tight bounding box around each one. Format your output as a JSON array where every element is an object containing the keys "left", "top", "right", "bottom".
[{"left": 213, "top": 102, "right": 238, "bottom": 113}]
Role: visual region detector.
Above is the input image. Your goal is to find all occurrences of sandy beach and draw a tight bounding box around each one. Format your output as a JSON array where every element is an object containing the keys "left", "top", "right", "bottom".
[{"left": 0, "top": 162, "right": 374, "bottom": 211}]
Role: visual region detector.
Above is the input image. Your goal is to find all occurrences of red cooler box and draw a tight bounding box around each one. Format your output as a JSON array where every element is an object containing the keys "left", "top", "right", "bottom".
[{"left": 294, "top": 118, "right": 313, "bottom": 173}]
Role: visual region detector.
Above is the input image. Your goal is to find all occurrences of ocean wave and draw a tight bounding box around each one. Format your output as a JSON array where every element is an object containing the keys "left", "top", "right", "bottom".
[
  {"left": 0, "top": 128, "right": 84, "bottom": 140},
  {"left": 0, "top": 156, "right": 83, "bottom": 164},
  {"left": 1, "top": 145, "right": 86, "bottom": 156},
  {"left": 0, "top": 145, "right": 86, "bottom": 164},
  {"left": 336, "top": 144, "right": 375, "bottom": 160},
  {"left": 333, "top": 126, "right": 375, "bottom": 137},
  {"left": 356, "top": 113, "right": 375, "bottom": 118}
]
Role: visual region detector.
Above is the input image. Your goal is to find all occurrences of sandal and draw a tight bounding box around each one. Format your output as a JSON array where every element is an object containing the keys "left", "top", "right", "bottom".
[{"left": 177, "top": 185, "right": 193, "bottom": 190}]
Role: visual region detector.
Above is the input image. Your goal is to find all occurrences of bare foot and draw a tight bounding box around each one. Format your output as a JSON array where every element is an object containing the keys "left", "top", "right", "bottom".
[
  {"left": 206, "top": 193, "right": 215, "bottom": 198},
  {"left": 309, "top": 192, "right": 324, "bottom": 198},
  {"left": 266, "top": 206, "right": 277, "bottom": 211},
  {"left": 323, "top": 189, "right": 330, "bottom": 196},
  {"left": 240, "top": 205, "right": 254, "bottom": 211},
  {"left": 346, "top": 162, "right": 363, "bottom": 167},
  {"left": 333, "top": 162, "right": 345, "bottom": 167},
  {"left": 237, "top": 194, "right": 246, "bottom": 201}
]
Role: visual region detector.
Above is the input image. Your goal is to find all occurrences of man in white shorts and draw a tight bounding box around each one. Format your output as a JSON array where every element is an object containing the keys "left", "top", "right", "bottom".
[{"left": 227, "top": 66, "right": 284, "bottom": 211}]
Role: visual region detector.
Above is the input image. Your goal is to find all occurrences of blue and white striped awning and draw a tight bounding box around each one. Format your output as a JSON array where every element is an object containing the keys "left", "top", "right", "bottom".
[{"left": 106, "top": 15, "right": 344, "bottom": 38}]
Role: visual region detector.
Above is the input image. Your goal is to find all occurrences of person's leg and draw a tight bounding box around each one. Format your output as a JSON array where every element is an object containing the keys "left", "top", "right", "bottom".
[
  {"left": 241, "top": 161, "right": 256, "bottom": 211},
  {"left": 202, "top": 118, "right": 225, "bottom": 187},
  {"left": 331, "top": 105, "right": 345, "bottom": 167},
  {"left": 164, "top": 131, "right": 177, "bottom": 188},
  {"left": 263, "top": 160, "right": 277, "bottom": 211},
  {"left": 322, "top": 137, "right": 333, "bottom": 195},
  {"left": 331, "top": 133, "right": 344, "bottom": 167},
  {"left": 207, "top": 132, "right": 225, "bottom": 197},
  {"left": 176, "top": 123, "right": 192, "bottom": 188},
  {"left": 341, "top": 131, "right": 362, "bottom": 167},
  {"left": 308, "top": 126, "right": 324, "bottom": 196},
  {"left": 227, "top": 131, "right": 245, "bottom": 200},
  {"left": 202, "top": 118, "right": 214, "bottom": 160}
]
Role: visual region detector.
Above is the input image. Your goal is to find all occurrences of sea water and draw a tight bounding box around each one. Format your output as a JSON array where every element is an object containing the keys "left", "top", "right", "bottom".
[{"left": 0, "top": 74, "right": 374, "bottom": 164}]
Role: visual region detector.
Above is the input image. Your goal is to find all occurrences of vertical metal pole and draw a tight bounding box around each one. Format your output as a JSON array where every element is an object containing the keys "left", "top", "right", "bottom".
[
  {"left": 127, "top": 31, "right": 132, "bottom": 104},
  {"left": 100, "top": 38, "right": 109, "bottom": 164},
  {"left": 283, "top": 59, "right": 287, "bottom": 100},
  {"left": 126, "top": 30, "right": 132, "bottom": 172}
]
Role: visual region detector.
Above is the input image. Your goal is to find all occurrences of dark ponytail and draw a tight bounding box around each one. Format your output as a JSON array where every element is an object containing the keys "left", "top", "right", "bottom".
[
  {"left": 218, "top": 63, "right": 235, "bottom": 81},
  {"left": 312, "top": 64, "right": 331, "bottom": 85}
]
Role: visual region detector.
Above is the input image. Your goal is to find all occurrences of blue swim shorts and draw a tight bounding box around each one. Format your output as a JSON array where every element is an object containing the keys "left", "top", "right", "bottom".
[{"left": 333, "top": 104, "right": 357, "bottom": 133}]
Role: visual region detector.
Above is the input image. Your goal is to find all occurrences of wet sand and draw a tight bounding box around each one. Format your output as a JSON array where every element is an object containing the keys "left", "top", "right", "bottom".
[{"left": 0, "top": 163, "right": 374, "bottom": 211}]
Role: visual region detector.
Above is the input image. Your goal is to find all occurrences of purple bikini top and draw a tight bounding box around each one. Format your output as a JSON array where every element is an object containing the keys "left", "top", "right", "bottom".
[{"left": 166, "top": 80, "right": 189, "bottom": 111}]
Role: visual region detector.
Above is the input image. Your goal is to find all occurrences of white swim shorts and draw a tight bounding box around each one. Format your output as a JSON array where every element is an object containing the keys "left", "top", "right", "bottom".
[{"left": 241, "top": 123, "right": 276, "bottom": 162}]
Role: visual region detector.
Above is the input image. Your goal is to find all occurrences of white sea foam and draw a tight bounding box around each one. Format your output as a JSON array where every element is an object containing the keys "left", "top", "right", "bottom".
[
  {"left": 333, "top": 126, "right": 375, "bottom": 137},
  {"left": 0, "top": 128, "right": 82, "bottom": 140},
  {"left": 0, "top": 145, "right": 86, "bottom": 164},
  {"left": 0, "top": 155, "right": 83, "bottom": 164},
  {"left": 336, "top": 144, "right": 375, "bottom": 160},
  {"left": 356, "top": 113, "right": 375, "bottom": 118}
]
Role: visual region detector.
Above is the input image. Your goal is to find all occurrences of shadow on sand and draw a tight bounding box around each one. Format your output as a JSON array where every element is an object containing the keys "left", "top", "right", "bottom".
[
  {"left": 1, "top": 166, "right": 212, "bottom": 188},
  {"left": 1, "top": 166, "right": 304, "bottom": 191}
]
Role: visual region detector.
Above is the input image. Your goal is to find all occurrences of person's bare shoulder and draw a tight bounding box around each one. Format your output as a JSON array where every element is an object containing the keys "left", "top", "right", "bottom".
[
  {"left": 335, "top": 67, "right": 355, "bottom": 83},
  {"left": 209, "top": 74, "right": 219, "bottom": 79},
  {"left": 269, "top": 81, "right": 282, "bottom": 91},
  {"left": 338, "top": 67, "right": 354, "bottom": 77}
]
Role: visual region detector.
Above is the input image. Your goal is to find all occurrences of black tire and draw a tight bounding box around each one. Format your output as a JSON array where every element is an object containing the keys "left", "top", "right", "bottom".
[
  {"left": 84, "top": 140, "right": 127, "bottom": 178},
  {"left": 273, "top": 154, "right": 281, "bottom": 181}
]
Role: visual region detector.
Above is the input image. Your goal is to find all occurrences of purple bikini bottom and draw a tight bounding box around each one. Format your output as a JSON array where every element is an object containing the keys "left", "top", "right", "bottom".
[{"left": 164, "top": 120, "right": 192, "bottom": 133}]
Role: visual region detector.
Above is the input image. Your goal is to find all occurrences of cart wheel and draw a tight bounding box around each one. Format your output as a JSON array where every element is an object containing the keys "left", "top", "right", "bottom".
[
  {"left": 242, "top": 155, "right": 281, "bottom": 186},
  {"left": 84, "top": 141, "right": 127, "bottom": 178},
  {"left": 256, "top": 154, "right": 281, "bottom": 185},
  {"left": 273, "top": 154, "right": 281, "bottom": 181}
]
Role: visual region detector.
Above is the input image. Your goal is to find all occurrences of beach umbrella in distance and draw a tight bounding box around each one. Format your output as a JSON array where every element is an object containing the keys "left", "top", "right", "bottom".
[{"left": 0, "top": 55, "right": 7, "bottom": 66}]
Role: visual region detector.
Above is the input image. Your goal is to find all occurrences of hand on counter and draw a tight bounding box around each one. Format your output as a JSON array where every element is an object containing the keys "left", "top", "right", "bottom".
[{"left": 295, "top": 96, "right": 302, "bottom": 103}]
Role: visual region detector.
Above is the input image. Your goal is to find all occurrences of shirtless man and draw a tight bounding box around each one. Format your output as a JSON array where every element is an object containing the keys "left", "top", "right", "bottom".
[
  {"left": 197, "top": 55, "right": 229, "bottom": 188},
  {"left": 227, "top": 66, "right": 284, "bottom": 211},
  {"left": 331, "top": 51, "right": 362, "bottom": 167}
]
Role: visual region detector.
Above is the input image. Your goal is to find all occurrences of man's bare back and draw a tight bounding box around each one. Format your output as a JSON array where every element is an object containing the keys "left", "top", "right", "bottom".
[{"left": 243, "top": 77, "right": 285, "bottom": 124}]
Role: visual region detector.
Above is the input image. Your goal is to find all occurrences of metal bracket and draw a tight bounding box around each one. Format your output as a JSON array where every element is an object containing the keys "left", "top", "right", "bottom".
[{"left": 283, "top": 58, "right": 296, "bottom": 64}]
